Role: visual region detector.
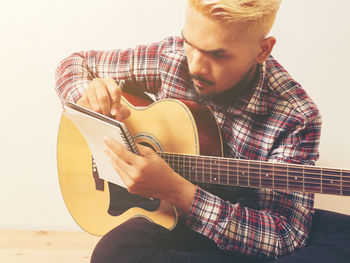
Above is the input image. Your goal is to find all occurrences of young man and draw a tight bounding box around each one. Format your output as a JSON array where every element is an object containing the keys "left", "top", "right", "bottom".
[{"left": 56, "top": 0, "right": 322, "bottom": 262}]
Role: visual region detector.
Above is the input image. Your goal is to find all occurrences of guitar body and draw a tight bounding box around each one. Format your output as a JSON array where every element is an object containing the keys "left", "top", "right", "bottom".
[{"left": 57, "top": 95, "right": 223, "bottom": 236}]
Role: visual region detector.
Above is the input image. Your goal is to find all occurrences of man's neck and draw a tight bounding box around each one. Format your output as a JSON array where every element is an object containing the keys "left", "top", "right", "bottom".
[{"left": 197, "top": 64, "right": 259, "bottom": 107}]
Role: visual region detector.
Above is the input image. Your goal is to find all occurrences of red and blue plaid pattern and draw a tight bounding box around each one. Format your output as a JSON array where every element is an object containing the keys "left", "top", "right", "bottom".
[{"left": 56, "top": 36, "right": 322, "bottom": 259}]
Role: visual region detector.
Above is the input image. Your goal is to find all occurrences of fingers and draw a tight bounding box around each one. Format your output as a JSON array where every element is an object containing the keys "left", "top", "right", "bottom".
[
  {"left": 104, "top": 145, "right": 135, "bottom": 187},
  {"left": 95, "top": 80, "right": 111, "bottom": 116},
  {"left": 82, "top": 77, "right": 127, "bottom": 118},
  {"left": 114, "top": 104, "right": 131, "bottom": 121},
  {"left": 76, "top": 95, "right": 91, "bottom": 108},
  {"left": 104, "top": 137, "right": 172, "bottom": 198},
  {"left": 137, "top": 143, "right": 156, "bottom": 157},
  {"left": 105, "top": 78, "right": 122, "bottom": 116},
  {"left": 104, "top": 136, "right": 142, "bottom": 191},
  {"left": 87, "top": 78, "right": 113, "bottom": 116},
  {"left": 104, "top": 136, "right": 137, "bottom": 165},
  {"left": 86, "top": 79, "right": 105, "bottom": 113}
]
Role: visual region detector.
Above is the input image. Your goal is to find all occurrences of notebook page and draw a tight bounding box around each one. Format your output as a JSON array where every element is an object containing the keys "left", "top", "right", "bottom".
[{"left": 64, "top": 106, "right": 128, "bottom": 188}]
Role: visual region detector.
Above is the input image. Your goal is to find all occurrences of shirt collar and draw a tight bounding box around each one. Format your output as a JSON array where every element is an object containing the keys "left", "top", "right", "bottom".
[{"left": 225, "top": 62, "right": 268, "bottom": 116}]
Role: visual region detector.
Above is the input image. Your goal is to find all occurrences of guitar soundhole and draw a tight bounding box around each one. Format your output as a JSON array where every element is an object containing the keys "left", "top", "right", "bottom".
[
  {"left": 138, "top": 142, "right": 157, "bottom": 152},
  {"left": 107, "top": 183, "right": 161, "bottom": 216},
  {"left": 133, "top": 133, "right": 163, "bottom": 152}
]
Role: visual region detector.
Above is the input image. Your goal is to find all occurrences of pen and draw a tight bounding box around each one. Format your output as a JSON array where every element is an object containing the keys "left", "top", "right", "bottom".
[
  {"left": 111, "top": 79, "right": 125, "bottom": 118},
  {"left": 119, "top": 79, "right": 125, "bottom": 91}
]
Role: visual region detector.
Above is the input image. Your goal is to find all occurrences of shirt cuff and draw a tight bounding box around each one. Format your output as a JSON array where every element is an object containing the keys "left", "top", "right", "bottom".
[{"left": 185, "top": 185, "right": 231, "bottom": 241}]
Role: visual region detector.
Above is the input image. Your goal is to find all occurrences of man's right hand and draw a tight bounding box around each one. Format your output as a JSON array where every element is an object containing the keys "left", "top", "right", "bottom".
[{"left": 77, "top": 78, "right": 131, "bottom": 121}]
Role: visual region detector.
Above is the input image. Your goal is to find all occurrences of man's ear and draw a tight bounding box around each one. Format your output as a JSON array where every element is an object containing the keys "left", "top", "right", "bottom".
[{"left": 256, "top": 36, "right": 276, "bottom": 63}]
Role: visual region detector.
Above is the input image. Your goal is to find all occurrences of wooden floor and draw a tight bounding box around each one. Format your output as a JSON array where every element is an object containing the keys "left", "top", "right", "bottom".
[{"left": 0, "top": 230, "right": 101, "bottom": 263}]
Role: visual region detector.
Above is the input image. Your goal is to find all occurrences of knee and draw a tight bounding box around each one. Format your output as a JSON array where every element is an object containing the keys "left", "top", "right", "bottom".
[
  {"left": 90, "top": 227, "right": 123, "bottom": 263},
  {"left": 90, "top": 217, "right": 162, "bottom": 263}
]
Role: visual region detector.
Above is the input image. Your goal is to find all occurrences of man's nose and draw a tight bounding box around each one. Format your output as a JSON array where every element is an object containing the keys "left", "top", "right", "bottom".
[{"left": 189, "top": 49, "right": 209, "bottom": 76}]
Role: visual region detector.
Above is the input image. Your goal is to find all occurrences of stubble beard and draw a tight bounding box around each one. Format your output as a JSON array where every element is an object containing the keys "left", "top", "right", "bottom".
[{"left": 192, "top": 64, "right": 258, "bottom": 106}]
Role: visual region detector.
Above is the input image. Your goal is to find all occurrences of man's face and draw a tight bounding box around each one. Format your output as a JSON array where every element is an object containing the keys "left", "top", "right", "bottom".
[{"left": 182, "top": 5, "right": 260, "bottom": 96}]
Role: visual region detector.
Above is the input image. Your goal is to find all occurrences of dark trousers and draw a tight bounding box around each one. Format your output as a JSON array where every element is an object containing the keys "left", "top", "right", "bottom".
[{"left": 90, "top": 209, "right": 350, "bottom": 263}]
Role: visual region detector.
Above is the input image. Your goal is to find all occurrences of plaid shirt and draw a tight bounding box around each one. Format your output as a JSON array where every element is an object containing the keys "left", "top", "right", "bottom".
[{"left": 56, "top": 36, "right": 322, "bottom": 259}]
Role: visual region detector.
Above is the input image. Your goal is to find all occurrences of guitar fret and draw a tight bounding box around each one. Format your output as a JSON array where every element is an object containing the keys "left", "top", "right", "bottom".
[
  {"left": 238, "top": 161, "right": 249, "bottom": 187},
  {"left": 186, "top": 156, "right": 191, "bottom": 181},
  {"left": 197, "top": 157, "right": 199, "bottom": 182},
  {"left": 342, "top": 170, "right": 350, "bottom": 196},
  {"left": 218, "top": 159, "right": 220, "bottom": 183},
  {"left": 188, "top": 155, "right": 191, "bottom": 182},
  {"left": 210, "top": 159, "right": 215, "bottom": 183},
  {"left": 226, "top": 158, "right": 231, "bottom": 185},
  {"left": 191, "top": 156, "right": 197, "bottom": 182},
  {"left": 211, "top": 159, "right": 219, "bottom": 184},
  {"left": 174, "top": 154, "right": 178, "bottom": 177},
  {"left": 248, "top": 162, "right": 261, "bottom": 188},
  {"left": 185, "top": 157, "right": 188, "bottom": 179},
  {"left": 185, "top": 156, "right": 188, "bottom": 180},
  {"left": 179, "top": 154, "right": 183, "bottom": 180},
  {"left": 202, "top": 156, "right": 207, "bottom": 183},
  {"left": 241, "top": 161, "right": 247, "bottom": 186},
  {"left": 322, "top": 169, "right": 341, "bottom": 195},
  {"left": 236, "top": 160, "right": 239, "bottom": 186},
  {"left": 303, "top": 166, "right": 305, "bottom": 193},
  {"left": 195, "top": 158, "right": 200, "bottom": 182},
  {"left": 273, "top": 163, "right": 288, "bottom": 191},
  {"left": 260, "top": 162, "right": 272, "bottom": 189},
  {"left": 228, "top": 159, "right": 238, "bottom": 186},
  {"left": 158, "top": 152, "right": 350, "bottom": 197},
  {"left": 218, "top": 158, "right": 228, "bottom": 185},
  {"left": 341, "top": 170, "right": 343, "bottom": 196},
  {"left": 304, "top": 167, "right": 321, "bottom": 194},
  {"left": 209, "top": 157, "right": 212, "bottom": 183},
  {"left": 248, "top": 161, "right": 250, "bottom": 187},
  {"left": 195, "top": 156, "right": 198, "bottom": 183},
  {"left": 286, "top": 165, "right": 289, "bottom": 191},
  {"left": 178, "top": 155, "right": 181, "bottom": 177},
  {"left": 195, "top": 156, "right": 205, "bottom": 183},
  {"left": 321, "top": 168, "right": 323, "bottom": 194},
  {"left": 287, "top": 166, "right": 304, "bottom": 191},
  {"left": 272, "top": 162, "right": 275, "bottom": 190},
  {"left": 259, "top": 162, "right": 262, "bottom": 188}
]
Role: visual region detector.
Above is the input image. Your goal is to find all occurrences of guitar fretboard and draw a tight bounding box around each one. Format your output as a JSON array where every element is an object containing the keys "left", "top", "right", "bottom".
[{"left": 158, "top": 152, "right": 350, "bottom": 196}]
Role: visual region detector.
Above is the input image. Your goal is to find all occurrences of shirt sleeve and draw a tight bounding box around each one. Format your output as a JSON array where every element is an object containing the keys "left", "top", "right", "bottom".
[
  {"left": 185, "top": 110, "right": 322, "bottom": 259},
  {"left": 55, "top": 41, "right": 165, "bottom": 104}
]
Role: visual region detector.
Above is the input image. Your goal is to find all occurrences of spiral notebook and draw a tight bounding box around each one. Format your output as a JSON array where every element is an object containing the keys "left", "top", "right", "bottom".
[{"left": 63, "top": 101, "right": 139, "bottom": 188}]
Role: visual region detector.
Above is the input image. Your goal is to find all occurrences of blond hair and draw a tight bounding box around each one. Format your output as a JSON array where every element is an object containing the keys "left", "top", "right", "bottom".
[{"left": 188, "top": 0, "right": 281, "bottom": 40}]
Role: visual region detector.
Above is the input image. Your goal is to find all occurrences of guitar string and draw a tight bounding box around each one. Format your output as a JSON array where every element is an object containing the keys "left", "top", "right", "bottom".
[
  {"left": 159, "top": 155, "right": 350, "bottom": 194},
  {"left": 158, "top": 152, "right": 350, "bottom": 173},
  {"left": 175, "top": 167, "right": 350, "bottom": 186},
  {"left": 162, "top": 162, "right": 349, "bottom": 194},
  {"left": 173, "top": 171, "right": 349, "bottom": 194},
  {"left": 162, "top": 160, "right": 350, "bottom": 187},
  {"left": 161, "top": 162, "right": 350, "bottom": 190},
  {"left": 172, "top": 162, "right": 350, "bottom": 178},
  {"left": 158, "top": 153, "right": 350, "bottom": 179},
  {"left": 162, "top": 159, "right": 350, "bottom": 182},
  {"left": 170, "top": 162, "right": 349, "bottom": 182},
  {"left": 165, "top": 159, "right": 350, "bottom": 178}
]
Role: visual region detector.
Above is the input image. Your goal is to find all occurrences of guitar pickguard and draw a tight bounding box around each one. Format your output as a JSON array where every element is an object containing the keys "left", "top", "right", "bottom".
[
  {"left": 92, "top": 155, "right": 162, "bottom": 216},
  {"left": 107, "top": 183, "right": 161, "bottom": 216}
]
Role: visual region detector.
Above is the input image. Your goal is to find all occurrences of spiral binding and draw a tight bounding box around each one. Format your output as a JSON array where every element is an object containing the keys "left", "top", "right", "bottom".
[{"left": 120, "top": 126, "right": 140, "bottom": 155}]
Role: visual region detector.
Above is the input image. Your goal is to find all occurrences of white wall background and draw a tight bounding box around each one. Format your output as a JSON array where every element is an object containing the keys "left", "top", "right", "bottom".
[{"left": 0, "top": 0, "right": 349, "bottom": 231}]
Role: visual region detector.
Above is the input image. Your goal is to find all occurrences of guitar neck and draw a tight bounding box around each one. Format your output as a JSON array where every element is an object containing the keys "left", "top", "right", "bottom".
[{"left": 158, "top": 152, "right": 350, "bottom": 196}]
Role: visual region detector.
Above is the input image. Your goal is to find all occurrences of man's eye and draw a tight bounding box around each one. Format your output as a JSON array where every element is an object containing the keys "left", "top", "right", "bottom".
[{"left": 211, "top": 53, "right": 227, "bottom": 59}]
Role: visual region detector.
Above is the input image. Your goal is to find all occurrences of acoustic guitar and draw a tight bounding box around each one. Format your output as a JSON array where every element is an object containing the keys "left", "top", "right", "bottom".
[{"left": 57, "top": 92, "right": 350, "bottom": 236}]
